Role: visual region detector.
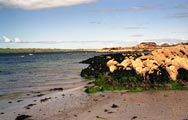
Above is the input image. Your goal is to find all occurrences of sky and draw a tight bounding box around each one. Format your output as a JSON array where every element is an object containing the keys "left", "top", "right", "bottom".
[{"left": 0, "top": 0, "right": 188, "bottom": 49}]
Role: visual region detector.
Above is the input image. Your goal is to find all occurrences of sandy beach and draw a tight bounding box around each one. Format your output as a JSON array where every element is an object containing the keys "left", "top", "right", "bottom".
[
  {"left": 1, "top": 87, "right": 188, "bottom": 120},
  {"left": 50, "top": 90, "right": 188, "bottom": 120}
]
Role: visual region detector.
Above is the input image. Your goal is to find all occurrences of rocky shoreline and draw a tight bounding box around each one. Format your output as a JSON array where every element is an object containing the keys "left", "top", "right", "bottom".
[{"left": 81, "top": 44, "right": 188, "bottom": 91}]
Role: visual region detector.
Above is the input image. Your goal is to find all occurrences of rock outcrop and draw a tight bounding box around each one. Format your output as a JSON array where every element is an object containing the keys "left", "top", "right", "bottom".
[
  {"left": 97, "top": 42, "right": 160, "bottom": 52},
  {"left": 81, "top": 45, "right": 188, "bottom": 87},
  {"left": 97, "top": 42, "right": 188, "bottom": 52},
  {"left": 80, "top": 52, "right": 143, "bottom": 78},
  {"left": 115, "top": 45, "right": 188, "bottom": 81}
]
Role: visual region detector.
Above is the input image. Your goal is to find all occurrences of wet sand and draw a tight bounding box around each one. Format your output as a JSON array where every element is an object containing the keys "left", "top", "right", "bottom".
[
  {"left": 1, "top": 89, "right": 188, "bottom": 120},
  {"left": 52, "top": 90, "right": 188, "bottom": 120}
]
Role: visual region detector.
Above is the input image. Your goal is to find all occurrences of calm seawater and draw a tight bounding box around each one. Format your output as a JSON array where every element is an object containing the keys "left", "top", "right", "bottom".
[{"left": 0, "top": 52, "right": 103, "bottom": 97}]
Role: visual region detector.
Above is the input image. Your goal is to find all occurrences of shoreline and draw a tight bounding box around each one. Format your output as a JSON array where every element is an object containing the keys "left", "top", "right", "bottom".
[
  {"left": 1, "top": 87, "right": 188, "bottom": 120},
  {"left": 0, "top": 49, "right": 99, "bottom": 54},
  {"left": 0, "top": 81, "right": 88, "bottom": 120}
]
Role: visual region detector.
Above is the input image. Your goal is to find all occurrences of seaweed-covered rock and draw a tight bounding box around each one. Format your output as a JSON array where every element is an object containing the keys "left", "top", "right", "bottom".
[
  {"left": 177, "top": 68, "right": 188, "bottom": 82},
  {"left": 15, "top": 115, "right": 31, "bottom": 120},
  {"left": 80, "top": 52, "right": 143, "bottom": 78},
  {"left": 81, "top": 45, "right": 188, "bottom": 88}
]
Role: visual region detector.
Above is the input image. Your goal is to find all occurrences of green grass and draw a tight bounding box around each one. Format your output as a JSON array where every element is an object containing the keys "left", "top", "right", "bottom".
[
  {"left": 85, "top": 85, "right": 127, "bottom": 93},
  {"left": 85, "top": 86, "right": 103, "bottom": 93},
  {"left": 151, "top": 82, "right": 188, "bottom": 91},
  {"left": 128, "top": 87, "right": 145, "bottom": 92},
  {"left": 83, "top": 75, "right": 95, "bottom": 80}
]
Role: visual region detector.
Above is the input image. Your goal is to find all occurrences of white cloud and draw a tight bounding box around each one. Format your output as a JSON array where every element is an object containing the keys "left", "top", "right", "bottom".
[
  {"left": 89, "top": 5, "right": 159, "bottom": 13},
  {"left": 145, "top": 38, "right": 188, "bottom": 45},
  {"left": 14, "top": 38, "right": 23, "bottom": 43},
  {"left": 2, "top": 36, "right": 11, "bottom": 43},
  {"left": 124, "top": 26, "right": 146, "bottom": 29},
  {"left": 168, "top": 12, "right": 188, "bottom": 18},
  {"left": 127, "top": 5, "right": 159, "bottom": 11},
  {"left": 1, "top": 36, "right": 25, "bottom": 43},
  {"left": 176, "top": 5, "right": 188, "bottom": 9},
  {"left": 131, "top": 34, "right": 144, "bottom": 37},
  {"left": 0, "top": 0, "right": 96, "bottom": 10}
]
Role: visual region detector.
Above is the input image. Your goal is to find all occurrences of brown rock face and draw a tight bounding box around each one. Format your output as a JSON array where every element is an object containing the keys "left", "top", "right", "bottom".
[{"left": 106, "top": 45, "right": 188, "bottom": 81}]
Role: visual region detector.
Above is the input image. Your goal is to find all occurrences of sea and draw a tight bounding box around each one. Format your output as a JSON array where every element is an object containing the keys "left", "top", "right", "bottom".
[{"left": 0, "top": 52, "right": 104, "bottom": 103}]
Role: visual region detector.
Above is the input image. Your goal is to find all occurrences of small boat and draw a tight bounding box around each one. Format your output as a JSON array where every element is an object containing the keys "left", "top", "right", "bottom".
[
  {"left": 20, "top": 55, "right": 25, "bottom": 58},
  {"left": 29, "top": 54, "right": 33, "bottom": 56}
]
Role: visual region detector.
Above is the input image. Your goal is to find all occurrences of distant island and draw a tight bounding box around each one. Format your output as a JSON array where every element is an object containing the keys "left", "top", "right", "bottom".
[
  {"left": 1, "top": 42, "right": 187, "bottom": 54},
  {"left": 0, "top": 48, "right": 97, "bottom": 53}
]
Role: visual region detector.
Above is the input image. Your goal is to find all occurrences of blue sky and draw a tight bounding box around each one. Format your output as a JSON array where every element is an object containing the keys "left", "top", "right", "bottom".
[{"left": 0, "top": 0, "right": 188, "bottom": 49}]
